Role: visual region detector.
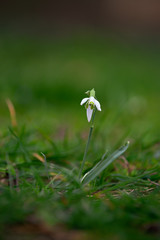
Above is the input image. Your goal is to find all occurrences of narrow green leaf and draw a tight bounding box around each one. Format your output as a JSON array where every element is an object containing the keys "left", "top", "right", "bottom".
[{"left": 81, "top": 141, "right": 130, "bottom": 185}]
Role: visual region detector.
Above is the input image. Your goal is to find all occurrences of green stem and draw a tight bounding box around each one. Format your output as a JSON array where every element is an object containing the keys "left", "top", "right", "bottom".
[{"left": 79, "top": 109, "right": 96, "bottom": 179}]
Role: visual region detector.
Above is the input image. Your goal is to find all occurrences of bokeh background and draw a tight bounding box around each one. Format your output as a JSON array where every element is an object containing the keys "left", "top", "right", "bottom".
[{"left": 0, "top": 0, "right": 160, "bottom": 149}]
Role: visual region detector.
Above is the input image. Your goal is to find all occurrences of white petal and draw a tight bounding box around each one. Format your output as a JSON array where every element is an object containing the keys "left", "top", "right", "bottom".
[
  {"left": 80, "top": 98, "right": 89, "bottom": 105},
  {"left": 89, "top": 96, "right": 95, "bottom": 104},
  {"left": 87, "top": 106, "right": 93, "bottom": 122},
  {"left": 94, "top": 99, "right": 101, "bottom": 111}
]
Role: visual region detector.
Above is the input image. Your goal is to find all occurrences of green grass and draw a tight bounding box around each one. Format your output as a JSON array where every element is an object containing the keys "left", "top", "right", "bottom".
[{"left": 0, "top": 34, "right": 160, "bottom": 239}]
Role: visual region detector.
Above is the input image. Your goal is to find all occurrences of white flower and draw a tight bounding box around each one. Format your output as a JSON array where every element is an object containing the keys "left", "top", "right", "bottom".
[{"left": 80, "top": 96, "right": 101, "bottom": 122}]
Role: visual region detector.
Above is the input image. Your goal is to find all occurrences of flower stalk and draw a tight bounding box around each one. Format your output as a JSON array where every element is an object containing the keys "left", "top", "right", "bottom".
[
  {"left": 79, "top": 88, "right": 101, "bottom": 179},
  {"left": 79, "top": 109, "right": 96, "bottom": 179}
]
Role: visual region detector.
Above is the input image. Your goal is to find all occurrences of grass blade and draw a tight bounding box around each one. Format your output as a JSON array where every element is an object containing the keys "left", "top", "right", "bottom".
[{"left": 81, "top": 141, "right": 130, "bottom": 185}]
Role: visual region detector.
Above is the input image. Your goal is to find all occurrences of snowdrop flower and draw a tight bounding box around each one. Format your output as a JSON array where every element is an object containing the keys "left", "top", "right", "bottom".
[{"left": 80, "top": 88, "right": 101, "bottom": 122}]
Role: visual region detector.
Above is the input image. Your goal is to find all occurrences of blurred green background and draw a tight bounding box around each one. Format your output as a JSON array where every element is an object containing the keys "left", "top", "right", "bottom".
[
  {"left": 0, "top": 1, "right": 160, "bottom": 137},
  {"left": 0, "top": 35, "right": 160, "bottom": 139}
]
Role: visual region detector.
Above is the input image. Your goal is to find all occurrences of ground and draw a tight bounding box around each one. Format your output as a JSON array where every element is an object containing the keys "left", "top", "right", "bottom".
[{"left": 0, "top": 35, "right": 160, "bottom": 240}]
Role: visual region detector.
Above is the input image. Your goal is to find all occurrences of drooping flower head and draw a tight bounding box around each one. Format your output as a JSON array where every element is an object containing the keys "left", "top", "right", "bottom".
[{"left": 80, "top": 88, "right": 101, "bottom": 122}]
